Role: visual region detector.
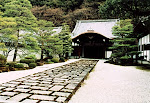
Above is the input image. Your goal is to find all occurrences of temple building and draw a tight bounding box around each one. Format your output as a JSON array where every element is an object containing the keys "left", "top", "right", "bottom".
[
  {"left": 70, "top": 19, "right": 119, "bottom": 59},
  {"left": 138, "top": 16, "right": 150, "bottom": 61}
]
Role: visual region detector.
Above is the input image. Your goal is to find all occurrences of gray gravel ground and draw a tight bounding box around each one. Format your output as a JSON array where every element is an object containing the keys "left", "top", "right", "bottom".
[{"left": 69, "top": 60, "right": 150, "bottom": 103}]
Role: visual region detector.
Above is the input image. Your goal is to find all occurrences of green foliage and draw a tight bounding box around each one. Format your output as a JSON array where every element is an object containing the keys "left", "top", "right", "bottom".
[
  {"left": 29, "top": 0, "right": 84, "bottom": 11},
  {"left": 29, "top": 63, "right": 36, "bottom": 68},
  {"left": 99, "top": 0, "right": 150, "bottom": 38},
  {"left": 45, "top": 35, "right": 63, "bottom": 56},
  {"left": 22, "top": 34, "right": 40, "bottom": 52},
  {"left": 45, "top": 61, "right": 54, "bottom": 64},
  {"left": 112, "top": 19, "right": 133, "bottom": 38},
  {"left": 20, "top": 59, "right": 35, "bottom": 64},
  {"left": 36, "top": 19, "right": 65, "bottom": 60},
  {"left": 24, "top": 57, "right": 32, "bottom": 59},
  {"left": 14, "top": 63, "right": 24, "bottom": 68},
  {"left": 7, "top": 62, "right": 16, "bottom": 68},
  {"left": 36, "top": 19, "right": 54, "bottom": 61},
  {"left": 58, "top": 23, "right": 73, "bottom": 57},
  {"left": 3, "top": 0, "right": 37, "bottom": 30},
  {"left": 51, "top": 58, "right": 59, "bottom": 63},
  {"left": 0, "top": 54, "right": 6, "bottom": 67},
  {"left": 110, "top": 19, "right": 139, "bottom": 65},
  {"left": 120, "top": 55, "right": 131, "bottom": 60},
  {"left": 99, "top": 0, "right": 150, "bottom": 19},
  {"left": 0, "top": 17, "right": 17, "bottom": 34},
  {"left": 1, "top": 0, "right": 38, "bottom": 62},
  {"left": 0, "top": 43, "right": 7, "bottom": 54},
  {"left": 25, "top": 55, "right": 37, "bottom": 60}
]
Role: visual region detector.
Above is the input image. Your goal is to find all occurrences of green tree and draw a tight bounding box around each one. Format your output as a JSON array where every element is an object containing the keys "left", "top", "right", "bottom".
[
  {"left": 36, "top": 20, "right": 64, "bottom": 60},
  {"left": 99, "top": 0, "right": 150, "bottom": 19},
  {"left": 45, "top": 35, "right": 63, "bottom": 58},
  {"left": 2, "top": 0, "right": 37, "bottom": 61},
  {"left": 36, "top": 20, "right": 54, "bottom": 61},
  {"left": 0, "top": 13, "right": 17, "bottom": 58},
  {"left": 110, "top": 19, "right": 139, "bottom": 65},
  {"left": 29, "top": 0, "right": 84, "bottom": 11},
  {"left": 58, "top": 23, "right": 73, "bottom": 58},
  {"left": 99, "top": 0, "right": 150, "bottom": 37},
  {"left": 0, "top": 16, "right": 39, "bottom": 60}
]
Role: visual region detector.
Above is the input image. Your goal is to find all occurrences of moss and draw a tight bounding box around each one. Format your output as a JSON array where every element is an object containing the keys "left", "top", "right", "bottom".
[{"left": 51, "top": 58, "right": 59, "bottom": 63}]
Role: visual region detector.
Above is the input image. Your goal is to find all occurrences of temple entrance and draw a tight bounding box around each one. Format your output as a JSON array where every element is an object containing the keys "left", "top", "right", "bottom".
[
  {"left": 84, "top": 46, "right": 105, "bottom": 59},
  {"left": 72, "top": 32, "right": 111, "bottom": 59}
]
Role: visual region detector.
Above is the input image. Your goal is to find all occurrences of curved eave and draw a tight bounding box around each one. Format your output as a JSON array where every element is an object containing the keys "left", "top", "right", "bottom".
[{"left": 71, "top": 31, "right": 109, "bottom": 40}]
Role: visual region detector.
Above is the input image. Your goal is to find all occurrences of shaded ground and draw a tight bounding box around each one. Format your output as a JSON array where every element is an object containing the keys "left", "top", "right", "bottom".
[{"left": 69, "top": 60, "right": 150, "bottom": 103}]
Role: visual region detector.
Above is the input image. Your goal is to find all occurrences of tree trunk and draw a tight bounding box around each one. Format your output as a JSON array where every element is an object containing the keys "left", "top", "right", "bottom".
[
  {"left": 40, "top": 48, "right": 44, "bottom": 61},
  {"left": 13, "top": 30, "right": 19, "bottom": 62},
  {"left": 131, "top": 54, "right": 133, "bottom": 65},
  {"left": 40, "top": 33, "right": 44, "bottom": 61}
]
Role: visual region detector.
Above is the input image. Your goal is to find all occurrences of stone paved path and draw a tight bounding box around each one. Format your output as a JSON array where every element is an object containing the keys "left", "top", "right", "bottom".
[{"left": 0, "top": 60, "right": 98, "bottom": 103}]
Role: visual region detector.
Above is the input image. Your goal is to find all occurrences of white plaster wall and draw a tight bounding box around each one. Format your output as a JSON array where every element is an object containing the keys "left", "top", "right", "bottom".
[
  {"left": 106, "top": 51, "right": 112, "bottom": 58},
  {"left": 0, "top": 48, "right": 41, "bottom": 62},
  {"left": 138, "top": 34, "right": 150, "bottom": 61}
]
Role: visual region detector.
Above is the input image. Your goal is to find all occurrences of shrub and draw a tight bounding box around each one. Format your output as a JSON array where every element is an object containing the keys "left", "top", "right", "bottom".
[
  {"left": 20, "top": 59, "right": 26, "bottom": 63},
  {"left": 7, "top": 62, "right": 17, "bottom": 68},
  {"left": 14, "top": 63, "right": 24, "bottom": 68},
  {"left": 0, "top": 54, "right": 6, "bottom": 67},
  {"left": 51, "top": 58, "right": 59, "bottom": 63},
  {"left": 59, "top": 57, "right": 65, "bottom": 62},
  {"left": 29, "top": 63, "right": 37, "bottom": 68},
  {"left": 0, "top": 66, "right": 9, "bottom": 72},
  {"left": 25, "top": 55, "right": 37, "bottom": 60},
  {"left": 25, "top": 57, "right": 32, "bottom": 59},
  {"left": 20, "top": 59, "right": 35, "bottom": 64},
  {"left": 26, "top": 59, "right": 35, "bottom": 64}
]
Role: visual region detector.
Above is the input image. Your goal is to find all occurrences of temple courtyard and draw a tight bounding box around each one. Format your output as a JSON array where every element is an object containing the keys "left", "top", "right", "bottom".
[{"left": 0, "top": 59, "right": 150, "bottom": 103}]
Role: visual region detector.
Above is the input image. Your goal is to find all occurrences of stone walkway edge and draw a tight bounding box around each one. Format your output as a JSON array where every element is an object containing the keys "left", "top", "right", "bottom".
[{"left": 0, "top": 60, "right": 98, "bottom": 103}]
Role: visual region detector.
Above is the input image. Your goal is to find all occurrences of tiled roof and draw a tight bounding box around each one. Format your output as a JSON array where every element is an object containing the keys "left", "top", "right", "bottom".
[{"left": 71, "top": 19, "right": 119, "bottom": 39}]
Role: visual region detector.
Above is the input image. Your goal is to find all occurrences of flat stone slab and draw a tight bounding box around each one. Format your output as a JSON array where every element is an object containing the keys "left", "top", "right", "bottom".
[
  {"left": 21, "top": 99, "right": 39, "bottom": 103},
  {"left": 30, "top": 90, "right": 53, "bottom": 95},
  {"left": 1, "top": 91, "right": 18, "bottom": 96},
  {"left": 0, "top": 60, "right": 98, "bottom": 103},
  {"left": 52, "top": 92, "right": 71, "bottom": 97},
  {"left": 0, "top": 96, "right": 10, "bottom": 100},
  {"left": 13, "top": 88, "right": 31, "bottom": 93},
  {"left": 56, "top": 97, "right": 67, "bottom": 102},
  {"left": 49, "top": 85, "right": 64, "bottom": 91},
  {"left": 30, "top": 95, "right": 56, "bottom": 101},
  {"left": 8, "top": 93, "right": 31, "bottom": 102}
]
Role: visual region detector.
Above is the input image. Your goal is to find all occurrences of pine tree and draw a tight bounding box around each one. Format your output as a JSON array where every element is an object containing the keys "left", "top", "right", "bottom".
[
  {"left": 110, "top": 19, "right": 140, "bottom": 65},
  {"left": 2, "top": 0, "right": 37, "bottom": 61},
  {"left": 57, "top": 23, "right": 73, "bottom": 58},
  {"left": 36, "top": 20, "right": 54, "bottom": 61}
]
